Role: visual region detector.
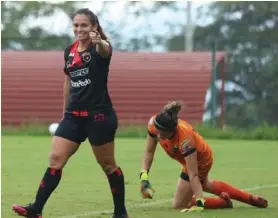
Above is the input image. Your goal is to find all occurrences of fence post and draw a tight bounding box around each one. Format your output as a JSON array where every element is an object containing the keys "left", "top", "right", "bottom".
[{"left": 210, "top": 40, "right": 217, "bottom": 126}]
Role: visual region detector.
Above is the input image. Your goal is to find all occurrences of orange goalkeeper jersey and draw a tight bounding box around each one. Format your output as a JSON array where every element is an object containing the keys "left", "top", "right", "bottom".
[{"left": 148, "top": 115, "right": 213, "bottom": 176}]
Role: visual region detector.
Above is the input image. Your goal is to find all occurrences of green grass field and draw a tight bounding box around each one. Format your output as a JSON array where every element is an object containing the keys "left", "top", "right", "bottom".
[{"left": 2, "top": 136, "right": 278, "bottom": 218}]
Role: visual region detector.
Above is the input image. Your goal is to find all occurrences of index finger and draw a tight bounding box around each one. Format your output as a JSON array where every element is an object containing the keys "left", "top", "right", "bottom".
[
  {"left": 92, "top": 30, "right": 100, "bottom": 37},
  {"left": 89, "top": 32, "right": 96, "bottom": 37}
]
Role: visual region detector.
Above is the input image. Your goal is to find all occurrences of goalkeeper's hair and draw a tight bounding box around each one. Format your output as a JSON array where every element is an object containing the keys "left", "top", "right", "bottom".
[{"left": 155, "top": 100, "right": 184, "bottom": 131}]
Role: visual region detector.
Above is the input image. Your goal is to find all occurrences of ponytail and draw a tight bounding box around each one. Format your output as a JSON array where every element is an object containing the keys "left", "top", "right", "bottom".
[{"left": 97, "top": 25, "right": 108, "bottom": 41}]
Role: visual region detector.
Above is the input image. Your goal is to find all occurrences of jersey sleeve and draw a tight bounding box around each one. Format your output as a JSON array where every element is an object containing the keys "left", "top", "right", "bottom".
[
  {"left": 178, "top": 129, "right": 197, "bottom": 157},
  {"left": 147, "top": 116, "right": 157, "bottom": 138}
]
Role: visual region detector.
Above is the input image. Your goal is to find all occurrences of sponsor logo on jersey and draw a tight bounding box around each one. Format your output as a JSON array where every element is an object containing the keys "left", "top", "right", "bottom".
[
  {"left": 69, "top": 68, "right": 89, "bottom": 77},
  {"left": 71, "top": 79, "right": 91, "bottom": 88}
]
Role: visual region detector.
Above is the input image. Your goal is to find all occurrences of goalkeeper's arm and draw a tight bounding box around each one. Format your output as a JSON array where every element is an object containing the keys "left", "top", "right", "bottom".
[
  {"left": 185, "top": 149, "right": 204, "bottom": 200},
  {"left": 140, "top": 133, "right": 158, "bottom": 199},
  {"left": 141, "top": 133, "right": 158, "bottom": 172}
]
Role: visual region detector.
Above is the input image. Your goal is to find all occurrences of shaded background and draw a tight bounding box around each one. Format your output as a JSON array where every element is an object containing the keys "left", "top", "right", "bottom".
[{"left": 1, "top": 1, "right": 278, "bottom": 128}]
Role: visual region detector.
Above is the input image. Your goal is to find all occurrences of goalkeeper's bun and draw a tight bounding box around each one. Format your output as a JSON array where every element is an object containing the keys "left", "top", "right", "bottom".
[
  {"left": 154, "top": 100, "right": 184, "bottom": 131},
  {"left": 163, "top": 100, "right": 184, "bottom": 116}
]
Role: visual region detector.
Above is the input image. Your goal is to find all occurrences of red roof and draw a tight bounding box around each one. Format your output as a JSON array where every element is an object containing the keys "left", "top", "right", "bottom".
[{"left": 2, "top": 51, "right": 226, "bottom": 126}]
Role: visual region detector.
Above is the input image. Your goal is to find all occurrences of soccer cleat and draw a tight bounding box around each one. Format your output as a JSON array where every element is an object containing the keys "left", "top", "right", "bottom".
[
  {"left": 12, "top": 203, "right": 42, "bottom": 218},
  {"left": 110, "top": 214, "right": 130, "bottom": 218},
  {"left": 219, "top": 192, "right": 233, "bottom": 208},
  {"left": 249, "top": 195, "right": 268, "bottom": 208}
]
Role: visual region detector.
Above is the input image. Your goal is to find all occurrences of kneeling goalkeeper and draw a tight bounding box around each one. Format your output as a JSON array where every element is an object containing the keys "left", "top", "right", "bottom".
[{"left": 139, "top": 101, "right": 268, "bottom": 212}]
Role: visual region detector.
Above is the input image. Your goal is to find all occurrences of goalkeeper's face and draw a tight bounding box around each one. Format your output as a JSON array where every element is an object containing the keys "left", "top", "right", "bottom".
[{"left": 157, "top": 129, "right": 175, "bottom": 140}]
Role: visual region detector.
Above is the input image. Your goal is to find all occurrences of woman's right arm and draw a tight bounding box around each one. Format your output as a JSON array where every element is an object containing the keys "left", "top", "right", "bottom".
[
  {"left": 141, "top": 134, "right": 158, "bottom": 172},
  {"left": 63, "top": 76, "right": 70, "bottom": 113}
]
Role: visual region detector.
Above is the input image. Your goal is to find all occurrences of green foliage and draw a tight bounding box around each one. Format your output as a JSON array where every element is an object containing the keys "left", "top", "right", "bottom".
[
  {"left": 116, "top": 1, "right": 180, "bottom": 51},
  {"left": 1, "top": 1, "right": 86, "bottom": 50},
  {"left": 168, "top": 2, "right": 278, "bottom": 127},
  {"left": 2, "top": 122, "right": 278, "bottom": 140},
  {"left": 195, "top": 123, "right": 278, "bottom": 140},
  {"left": 2, "top": 121, "right": 50, "bottom": 136}
]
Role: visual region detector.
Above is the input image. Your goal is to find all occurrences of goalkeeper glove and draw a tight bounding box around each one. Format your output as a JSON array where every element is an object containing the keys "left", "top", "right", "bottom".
[
  {"left": 180, "top": 198, "right": 205, "bottom": 212},
  {"left": 139, "top": 170, "right": 155, "bottom": 199}
]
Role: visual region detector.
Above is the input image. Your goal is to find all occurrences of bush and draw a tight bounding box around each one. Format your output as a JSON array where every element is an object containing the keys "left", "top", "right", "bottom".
[
  {"left": 2, "top": 121, "right": 278, "bottom": 140},
  {"left": 2, "top": 120, "right": 50, "bottom": 136},
  {"left": 194, "top": 123, "right": 278, "bottom": 140}
]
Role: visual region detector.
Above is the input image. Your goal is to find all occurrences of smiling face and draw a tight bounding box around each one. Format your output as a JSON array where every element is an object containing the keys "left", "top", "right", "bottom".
[{"left": 72, "top": 14, "right": 97, "bottom": 41}]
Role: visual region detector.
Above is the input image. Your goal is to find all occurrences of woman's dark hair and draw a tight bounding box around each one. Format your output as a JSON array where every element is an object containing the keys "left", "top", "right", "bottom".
[
  {"left": 154, "top": 100, "right": 184, "bottom": 132},
  {"left": 72, "top": 8, "right": 108, "bottom": 40}
]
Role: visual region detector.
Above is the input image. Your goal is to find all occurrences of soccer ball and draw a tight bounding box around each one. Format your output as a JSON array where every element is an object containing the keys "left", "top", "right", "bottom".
[{"left": 48, "top": 123, "right": 59, "bottom": 135}]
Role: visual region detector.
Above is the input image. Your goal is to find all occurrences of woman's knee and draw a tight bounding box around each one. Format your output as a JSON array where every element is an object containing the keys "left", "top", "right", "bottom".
[
  {"left": 172, "top": 177, "right": 193, "bottom": 210},
  {"left": 172, "top": 200, "right": 181, "bottom": 209},
  {"left": 96, "top": 156, "right": 117, "bottom": 174},
  {"left": 94, "top": 149, "right": 117, "bottom": 174},
  {"left": 48, "top": 136, "right": 79, "bottom": 169},
  {"left": 172, "top": 199, "right": 189, "bottom": 209},
  {"left": 92, "top": 142, "right": 117, "bottom": 174},
  {"left": 202, "top": 177, "right": 213, "bottom": 192},
  {"left": 48, "top": 151, "right": 67, "bottom": 169},
  {"left": 172, "top": 198, "right": 191, "bottom": 209}
]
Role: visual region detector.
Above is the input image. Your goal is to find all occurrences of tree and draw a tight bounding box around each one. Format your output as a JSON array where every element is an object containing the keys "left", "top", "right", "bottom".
[
  {"left": 1, "top": 1, "right": 86, "bottom": 50},
  {"left": 1, "top": 1, "right": 169, "bottom": 51},
  {"left": 115, "top": 1, "right": 182, "bottom": 51},
  {"left": 169, "top": 1, "right": 278, "bottom": 126}
]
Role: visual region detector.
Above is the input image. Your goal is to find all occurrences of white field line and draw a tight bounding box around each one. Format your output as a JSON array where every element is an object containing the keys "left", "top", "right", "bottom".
[{"left": 57, "top": 183, "right": 278, "bottom": 218}]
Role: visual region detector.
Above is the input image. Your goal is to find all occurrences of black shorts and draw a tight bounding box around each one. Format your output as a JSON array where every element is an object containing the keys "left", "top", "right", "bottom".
[
  {"left": 54, "top": 110, "right": 118, "bottom": 146},
  {"left": 180, "top": 172, "right": 205, "bottom": 184}
]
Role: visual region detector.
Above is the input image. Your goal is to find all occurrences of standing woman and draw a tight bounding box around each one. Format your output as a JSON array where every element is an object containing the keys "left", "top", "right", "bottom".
[{"left": 12, "top": 8, "right": 129, "bottom": 218}]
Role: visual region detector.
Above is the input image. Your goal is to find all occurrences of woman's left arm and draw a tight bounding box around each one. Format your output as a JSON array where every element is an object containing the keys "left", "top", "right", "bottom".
[
  {"left": 96, "top": 40, "right": 111, "bottom": 58},
  {"left": 184, "top": 151, "right": 204, "bottom": 199},
  {"left": 90, "top": 31, "right": 111, "bottom": 58}
]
